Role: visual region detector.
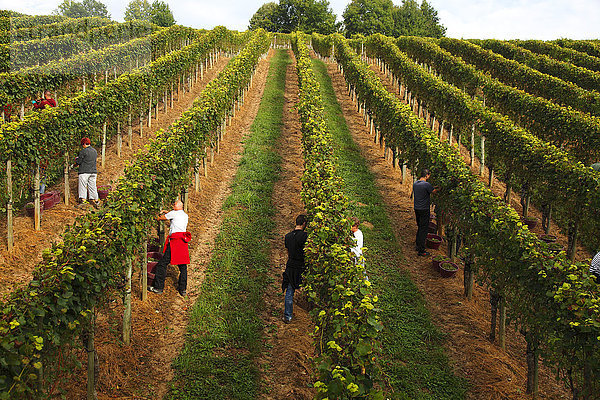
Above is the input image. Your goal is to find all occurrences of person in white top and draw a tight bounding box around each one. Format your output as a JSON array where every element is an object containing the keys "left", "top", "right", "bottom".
[
  {"left": 351, "top": 217, "right": 367, "bottom": 280},
  {"left": 149, "top": 200, "right": 191, "bottom": 296}
]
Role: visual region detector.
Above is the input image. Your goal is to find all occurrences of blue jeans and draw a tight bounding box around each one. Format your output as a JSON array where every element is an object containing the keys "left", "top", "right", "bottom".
[{"left": 284, "top": 284, "right": 295, "bottom": 321}]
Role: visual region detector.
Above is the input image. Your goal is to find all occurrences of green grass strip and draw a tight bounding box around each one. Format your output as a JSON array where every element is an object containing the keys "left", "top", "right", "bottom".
[
  {"left": 166, "top": 49, "right": 290, "bottom": 400},
  {"left": 311, "top": 57, "right": 468, "bottom": 399}
]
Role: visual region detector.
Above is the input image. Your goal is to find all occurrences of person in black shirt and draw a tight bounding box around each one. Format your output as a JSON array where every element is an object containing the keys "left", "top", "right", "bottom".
[
  {"left": 413, "top": 169, "right": 438, "bottom": 256},
  {"left": 282, "top": 214, "right": 308, "bottom": 324}
]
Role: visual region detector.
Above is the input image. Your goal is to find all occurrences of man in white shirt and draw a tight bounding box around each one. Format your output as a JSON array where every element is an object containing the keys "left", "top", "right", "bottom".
[{"left": 149, "top": 200, "right": 191, "bottom": 296}]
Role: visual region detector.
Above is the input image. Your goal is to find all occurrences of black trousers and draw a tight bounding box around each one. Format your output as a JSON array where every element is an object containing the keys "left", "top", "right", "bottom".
[
  {"left": 415, "top": 209, "right": 430, "bottom": 253},
  {"left": 153, "top": 243, "right": 187, "bottom": 292}
]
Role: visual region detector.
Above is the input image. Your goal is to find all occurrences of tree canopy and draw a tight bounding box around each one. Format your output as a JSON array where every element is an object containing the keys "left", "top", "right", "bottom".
[
  {"left": 124, "top": 0, "right": 175, "bottom": 27},
  {"left": 249, "top": 0, "right": 338, "bottom": 34},
  {"left": 54, "top": 0, "right": 110, "bottom": 19},
  {"left": 343, "top": 0, "right": 395, "bottom": 37},
  {"left": 248, "top": 2, "right": 278, "bottom": 32},
  {"left": 343, "top": 0, "right": 446, "bottom": 38}
]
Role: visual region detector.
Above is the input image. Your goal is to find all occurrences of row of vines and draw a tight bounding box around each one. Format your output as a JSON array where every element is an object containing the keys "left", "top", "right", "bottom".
[
  {"left": 311, "top": 33, "right": 599, "bottom": 398},
  {"left": 0, "top": 26, "right": 271, "bottom": 398},
  {"left": 292, "top": 33, "right": 383, "bottom": 399}
]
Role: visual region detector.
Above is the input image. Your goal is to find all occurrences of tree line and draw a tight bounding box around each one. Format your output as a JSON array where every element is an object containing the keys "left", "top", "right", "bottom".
[
  {"left": 249, "top": 0, "right": 446, "bottom": 38},
  {"left": 53, "top": 0, "right": 176, "bottom": 27}
]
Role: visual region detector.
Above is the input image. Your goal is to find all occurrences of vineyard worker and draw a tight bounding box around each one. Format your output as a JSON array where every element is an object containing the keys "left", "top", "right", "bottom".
[
  {"left": 282, "top": 214, "right": 308, "bottom": 324},
  {"left": 32, "top": 90, "right": 57, "bottom": 110},
  {"left": 149, "top": 200, "right": 191, "bottom": 296},
  {"left": 413, "top": 168, "right": 438, "bottom": 257},
  {"left": 590, "top": 251, "right": 600, "bottom": 282},
  {"left": 73, "top": 137, "right": 99, "bottom": 209},
  {"left": 351, "top": 217, "right": 368, "bottom": 281}
]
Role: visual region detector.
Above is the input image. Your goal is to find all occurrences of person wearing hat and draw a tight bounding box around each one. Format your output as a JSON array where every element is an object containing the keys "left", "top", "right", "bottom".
[{"left": 73, "top": 137, "right": 99, "bottom": 208}]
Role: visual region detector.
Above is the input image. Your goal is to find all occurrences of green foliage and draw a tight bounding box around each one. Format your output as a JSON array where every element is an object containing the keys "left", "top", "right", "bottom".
[
  {"left": 169, "top": 43, "right": 284, "bottom": 400},
  {"left": 249, "top": 0, "right": 338, "bottom": 34},
  {"left": 125, "top": 0, "right": 175, "bottom": 27},
  {"left": 395, "top": 36, "right": 600, "bottom": 166},
  {"left": 55, "top": 0, "right": 111, "bottom": 19},
  {"left": 248, "top": 2, "right": 278, "bottom": 32},
  {"left": 553, "top": 39, "right": 600, "bottom": 59},
  {"left": 292, "top": 32, "right": 383, "bottom": 399},
  {"left": 514, "top": 39, "right": 600, "bottom": 73},
  {"left": 470, "top": 39, "right": 600, "bottom": 93},
  {"left": 124, "top": 0, "right": 152, "bottom": 21},
  {"left": 149, "top": 0, "right": 175, "bottom": 27},
  {"left": 437, "top": 38, "right": 600, "bottom": 117},
  {"left": 0, "top": 20, "right": 156, "bottom": 72},
  {"left": 313, "top": 32, "right": 600, "bottom": 396},
  {"left": 2, "top": 17, "right": 113, "bottom": 44},
  {"left": 342, "top": 0, "right": 446, "bottom": 38},
  {"left": 343, "top": 0, "right": 395, "bottom": 37}
]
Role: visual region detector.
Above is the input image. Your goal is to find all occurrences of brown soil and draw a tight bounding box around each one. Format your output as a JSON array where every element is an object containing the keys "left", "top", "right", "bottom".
[
  {"left": 325, "top": 60, "right": 570, "bottom": 399},
  {"left": 258, "top": 51, "right": 316, "bottom": 400},
  {"left": 47, "top": 50, "right": 275, "bottom": 399},
  {"left": 0, "top": 55, "right": 229, "bottom": 299}
]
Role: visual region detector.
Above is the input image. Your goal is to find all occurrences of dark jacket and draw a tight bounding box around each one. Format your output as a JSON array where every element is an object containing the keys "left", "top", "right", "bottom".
[
  {"left": 282, "top": 229, "right": 308, "bottom": 291},
  {"left": 75, "top": 146, "right": 97, "bottom": 174}
]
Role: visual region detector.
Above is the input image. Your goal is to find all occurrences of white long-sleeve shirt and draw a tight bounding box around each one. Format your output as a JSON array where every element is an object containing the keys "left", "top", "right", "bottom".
[
  {"left": 351, "top": 229, "right": 364, "bottom": 262},
  {"left": 590, "top": 252, "right": 600, "bottom": 276}
]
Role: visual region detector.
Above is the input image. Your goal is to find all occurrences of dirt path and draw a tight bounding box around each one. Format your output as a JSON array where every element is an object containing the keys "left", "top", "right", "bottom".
[
  {"left": 0, "top": 55, "right": 229, "bottom": 299},
  {"left": 58, "top": 50, "right": 275, "bottom": 399},
  {"left": 325, "top": 61, "right": 569, "bottom": 399},
  {"left": 258, "top": 51, "right": 316, "bottom": 400}
]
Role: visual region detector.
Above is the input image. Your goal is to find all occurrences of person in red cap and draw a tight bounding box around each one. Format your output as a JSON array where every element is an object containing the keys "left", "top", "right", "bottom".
[
  {"left": 32, "top": 90, "right": 57, "bottom": 110},
  {"left": 149, "top": 200, "right": 191, "bottom": 296},
  {"left": 73, "top": 137, "right": 99, "bottom": 208}
]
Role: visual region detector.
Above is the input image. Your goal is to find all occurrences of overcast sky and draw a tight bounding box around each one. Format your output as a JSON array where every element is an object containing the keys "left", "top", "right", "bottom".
[{"left": 4, "top": 0, "right": 600, "bottom": 40}]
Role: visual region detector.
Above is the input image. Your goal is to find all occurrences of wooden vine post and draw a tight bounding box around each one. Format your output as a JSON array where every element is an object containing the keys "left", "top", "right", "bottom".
[
  {"left": 123, "top": 258, "right": 133, "bottom": 345},
  {"left": 489, "top": 290, "right": 499, "bottom": 343},
  {"left": 524, "top": 331, "right": 540, "bottom": 396},
  {"left": 101, "top": 122, "right": 107, "bottom": 168},
  {"left": 128, "top": 112, "right": 133, "bottom": 149},
  {"left": 64, "top": 152, "right": 70, "bottom": 205},
  {"left": 479, "top": 135, "right": 486, "bottom": 176},
  {"left": 463, "top": 254, "right": 474, "bottom": 300},
  {"left": 148, "top": 90, "right": 152, "bottom": 128},
  {"left": 141, "top": 241, "right": 148, "bottom": 301},
  {"left": 34, "top": 163, "right": 41, "bottom": 231},
  {"left": 85, "top": 309, "right": 98, "bottom": 400},
  {"left": 470, "top": 124, "right": 475, "bottom": 166},
  {"left": 117, "top": 122, "right": 122, "bottom": 158},
  {"left": 498, "top": 297, "right": 507, "bottom": 350},
  {"left": 6, "top": 160, "right": 13, "bottom": 251},
  {"left": 567, "top": 220, "right": 579, "bottom": 262}
]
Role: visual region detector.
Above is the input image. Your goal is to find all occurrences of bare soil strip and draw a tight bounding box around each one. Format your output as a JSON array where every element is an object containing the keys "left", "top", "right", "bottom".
[
  {"left": 0, "top": 56, "right": 229, "bottom": 298},
  {"left": 58, "top": 50, "right": 274, "bottom": 399},
  {"left": 325, "top": 61, "right": 569, "bottom": 399},
  {"left": 258, "top": 51, "right": 316, "bottom": 400}
]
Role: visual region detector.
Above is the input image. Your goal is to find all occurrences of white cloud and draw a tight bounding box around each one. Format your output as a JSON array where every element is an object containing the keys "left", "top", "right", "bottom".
[{"left": 1, "top": 0, "right": 599, "bottom": 40}]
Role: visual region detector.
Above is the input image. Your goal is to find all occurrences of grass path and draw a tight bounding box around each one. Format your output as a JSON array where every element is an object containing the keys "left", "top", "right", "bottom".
[
  {"left": 165, "top": 49, "right": 288, "bottom": 399},
  {"left": 311, "top": 57, "right": 467, "bottom": 399}
]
